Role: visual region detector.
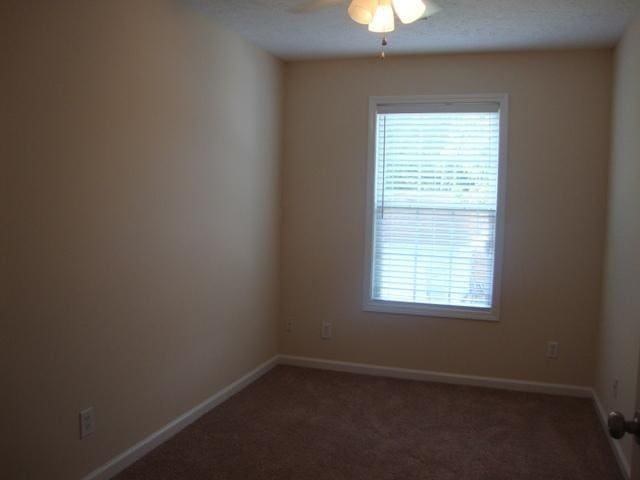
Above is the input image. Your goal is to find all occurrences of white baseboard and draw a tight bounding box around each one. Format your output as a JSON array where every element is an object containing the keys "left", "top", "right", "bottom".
[
  {"left": 81, "top": 355, "right": 279, "bottom": 480},
  {"left": 591, "top": 390, "right": 631, "bottom": 479},
  {"left": 278, "top": 354, "right": 593, "bottom": 398}
]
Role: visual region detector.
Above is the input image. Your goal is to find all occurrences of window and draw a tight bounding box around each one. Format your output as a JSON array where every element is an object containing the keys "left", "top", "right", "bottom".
[{"left": 363, "top": 95, "right": 507, "bottom": 321}]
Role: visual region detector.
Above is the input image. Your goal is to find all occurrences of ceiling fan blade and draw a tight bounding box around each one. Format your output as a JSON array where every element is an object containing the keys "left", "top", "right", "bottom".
[
  {"left": 422, "top": 0, "right": 442, "bottom": 18},
  {"left": 289, "top": 0, "right": 345, "bottom": 14}
]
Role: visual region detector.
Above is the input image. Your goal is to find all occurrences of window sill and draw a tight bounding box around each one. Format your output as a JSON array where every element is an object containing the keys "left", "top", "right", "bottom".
[{"left": 362, "top": 299, "right": 499, "bottom": 322}]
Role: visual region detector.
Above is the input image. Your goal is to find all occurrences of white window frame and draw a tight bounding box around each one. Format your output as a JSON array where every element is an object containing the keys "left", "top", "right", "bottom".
[{"left": 362, "top": 94, "right": 508, "bottom": 322}]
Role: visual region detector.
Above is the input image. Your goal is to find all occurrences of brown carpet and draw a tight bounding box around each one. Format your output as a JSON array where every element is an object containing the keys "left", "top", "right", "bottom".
[{"left": 114, "top": 365, "right": 623, "bottom": 480}]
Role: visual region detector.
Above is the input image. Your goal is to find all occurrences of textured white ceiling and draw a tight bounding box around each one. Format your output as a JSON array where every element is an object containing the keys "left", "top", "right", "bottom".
[{"left": 192, "top": 0, "right": 640, "bottom": 59}]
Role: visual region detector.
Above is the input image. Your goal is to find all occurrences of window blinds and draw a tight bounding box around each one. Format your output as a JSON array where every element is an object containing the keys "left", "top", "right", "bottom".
[{"left": 371, "top": 105, "right": 500, "bottom": 309}]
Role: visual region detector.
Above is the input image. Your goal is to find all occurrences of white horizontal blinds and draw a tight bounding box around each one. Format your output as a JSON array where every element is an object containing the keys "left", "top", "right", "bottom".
[{"left": 372, "top": 104, "right": 500, "bottom": 309}]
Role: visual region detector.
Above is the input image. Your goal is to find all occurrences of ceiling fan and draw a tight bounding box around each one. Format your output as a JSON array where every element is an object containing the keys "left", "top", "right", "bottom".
[
  {"left": 292, "top": 0, "right": 442, "bottom": 33},
  {"left": 292, "top": 0, "right": 441, "bottom": 57}
]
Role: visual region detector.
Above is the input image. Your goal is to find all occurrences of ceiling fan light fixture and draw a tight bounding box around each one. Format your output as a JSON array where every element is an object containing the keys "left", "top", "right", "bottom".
[
  {"left": 368, "top": 1, "right": 395, "bottom": 33},
  {"left": 347, "top": 0, "right": 378, "bottom": 25},
  {"left": 391, "top": 0, "right": 427, "bottom": 24}
]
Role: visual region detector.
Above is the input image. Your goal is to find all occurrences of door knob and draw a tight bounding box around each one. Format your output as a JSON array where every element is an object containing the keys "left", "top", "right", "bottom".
[{"left": 608, "top": 410, "right": 640, "bottom": 444}]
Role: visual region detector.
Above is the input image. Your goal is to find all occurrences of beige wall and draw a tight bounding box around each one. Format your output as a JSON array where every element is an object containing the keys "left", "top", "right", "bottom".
[
  {"left": 1, "top": 1, "right": 281, "bottom": 479},
  {"left": 280, "top": 50, "right": 613, "bottom": 387},
  {"left": 595, "top": 15, "right": 640, "bottom": 468}
]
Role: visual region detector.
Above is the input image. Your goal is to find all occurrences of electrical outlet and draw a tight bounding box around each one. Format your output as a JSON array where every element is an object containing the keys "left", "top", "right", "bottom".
[
  {"left": 321, "top": 321, "right": 332, "bottom": 340},
  {"left": 285, "top": 320, "right": 293, "bottom": 333},
  {"left": 79, "top": 407, "right": 95, "bottom": 438},
  {"left": 612, "top": 379, "right": 619, "bottom": 399},
  {"left": 546, "top": 341, "right": 559, "bottom": 359}
]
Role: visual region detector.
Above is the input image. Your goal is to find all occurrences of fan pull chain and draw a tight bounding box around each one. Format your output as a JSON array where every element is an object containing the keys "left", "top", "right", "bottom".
[{"left": 380, "top": 35, "right": 388, "bottom": 59}]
